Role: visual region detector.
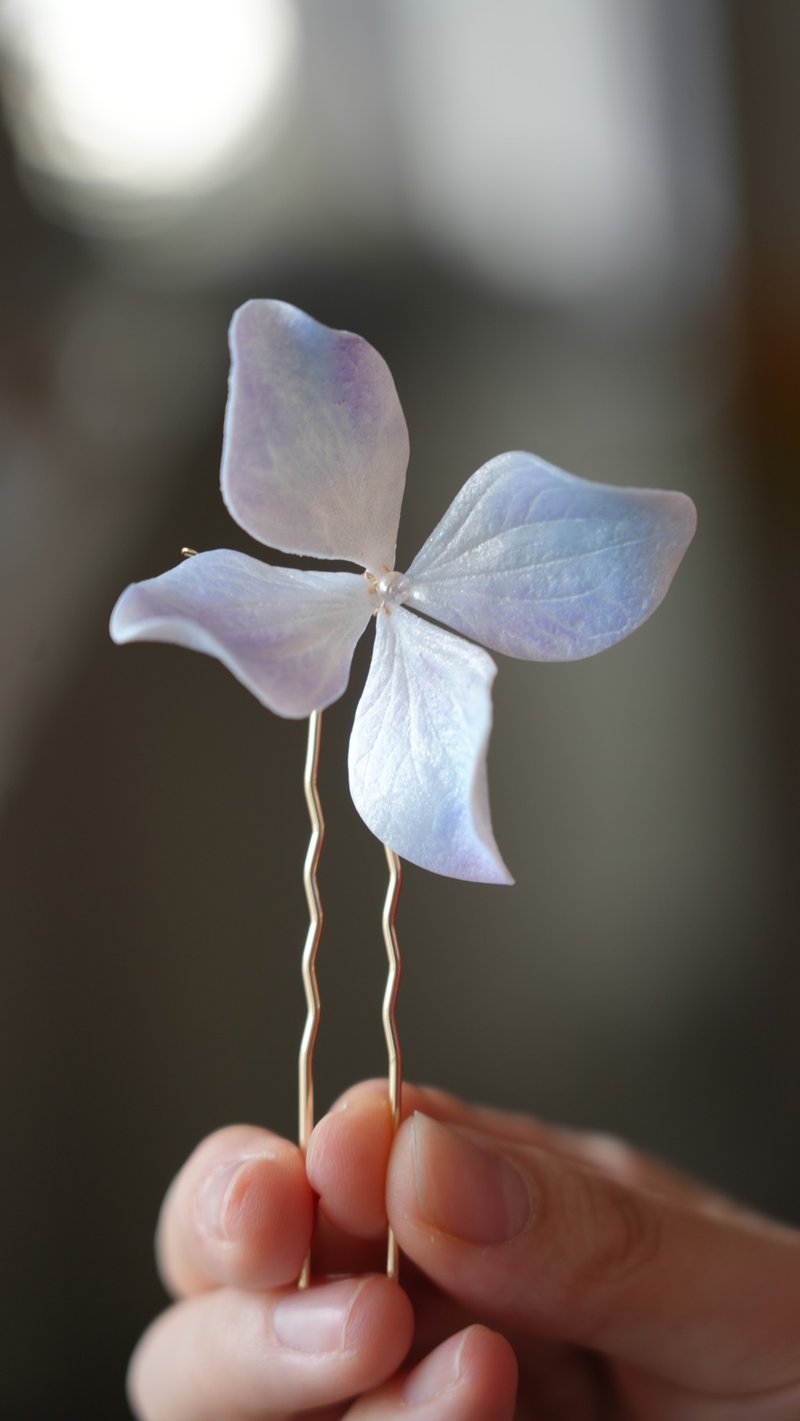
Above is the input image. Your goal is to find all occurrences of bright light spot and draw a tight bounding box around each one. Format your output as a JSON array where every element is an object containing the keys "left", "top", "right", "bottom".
[
  {"left": 389, "top": 0, "right": 734, "bottom": 307},
  {"left": 0, "top": 0, "right": 298, "bottom": 193}
]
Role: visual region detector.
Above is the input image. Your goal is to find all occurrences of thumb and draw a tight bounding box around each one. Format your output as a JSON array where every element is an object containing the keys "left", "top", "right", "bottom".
[{"left": 387, "top": 1112, "right": 800, "bottom": 1400}]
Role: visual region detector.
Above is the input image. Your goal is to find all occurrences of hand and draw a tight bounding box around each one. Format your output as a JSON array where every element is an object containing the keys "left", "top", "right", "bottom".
[
  {"left": 128, "top": 1086, "right": 800, "bottom": 1420},
  {"left": 127, "top": 1119, "right": 515, "bottom": 1420},
  {"left": 307, "top": 1082, "right": 800, "bottom": 1420}
]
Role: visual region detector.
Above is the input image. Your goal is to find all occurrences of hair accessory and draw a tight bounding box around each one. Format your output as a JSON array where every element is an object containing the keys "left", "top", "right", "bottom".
[{"left": 111, "top": 299, "right": 696, "bottom": 1281}]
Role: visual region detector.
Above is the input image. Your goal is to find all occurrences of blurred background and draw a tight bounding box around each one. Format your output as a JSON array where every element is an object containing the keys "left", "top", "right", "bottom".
[{"left": 0, "top": 1, "right": 798, "bottom": 1415}]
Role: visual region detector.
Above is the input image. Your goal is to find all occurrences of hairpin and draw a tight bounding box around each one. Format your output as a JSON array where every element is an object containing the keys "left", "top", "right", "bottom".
[{"left": 110, "top": 299, "right": 696, "bottom": 1282}]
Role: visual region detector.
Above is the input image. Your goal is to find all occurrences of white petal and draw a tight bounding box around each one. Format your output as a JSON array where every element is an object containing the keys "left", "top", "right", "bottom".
[
  {"left": 110, "top": 551, "right": 373, "bottom": 718},
  {"left": 221, "top": 300, "right": 409, "bottom": 570},
  {"left": 406, "top": 452, "right": 697, "bottom": 660},
  {"left": 348, "top": 608, "right": 512, "bottom": 883}
]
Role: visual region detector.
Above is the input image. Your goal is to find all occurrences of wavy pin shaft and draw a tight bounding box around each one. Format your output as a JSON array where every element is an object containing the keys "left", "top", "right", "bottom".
[
  {"left": 382, "top": 844, "right": 403, "bottom": 1281},
  {"left": 298, "top": 709, "right": 324, "bottom": 1290}
]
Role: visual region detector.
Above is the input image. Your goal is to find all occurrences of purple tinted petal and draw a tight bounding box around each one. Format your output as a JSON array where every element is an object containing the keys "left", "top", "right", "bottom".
[
  {"left": 348, "top": 608, "right": 512, "bottom": 883},
  {"left": 221, "top": 300, "right": 409, "bottom": 569},
  {"left": 406, "top": 452, "right": 697, "bottom": 660},
  {"left": 110, "top": 550, "right": 373, "bottom": 718}
]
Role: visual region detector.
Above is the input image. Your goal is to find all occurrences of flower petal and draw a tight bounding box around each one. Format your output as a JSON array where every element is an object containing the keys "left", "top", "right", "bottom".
[
  {"left": 221, "top": 300, "right": 409, "bottom": 570},
  {"left": 348, "top": 608, "right": 512, "bottom": 883},
  {"left": 110, "top": 551, "right": 373, "bottom": 718},
  {"left": 405, "top": 452, "right": 697, "bottom": 660}
]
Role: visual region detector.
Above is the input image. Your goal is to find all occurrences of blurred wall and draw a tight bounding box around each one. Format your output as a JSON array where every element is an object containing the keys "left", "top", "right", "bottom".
[{"left": 0, "top": 3, "right": 798, "bottom": 1417}]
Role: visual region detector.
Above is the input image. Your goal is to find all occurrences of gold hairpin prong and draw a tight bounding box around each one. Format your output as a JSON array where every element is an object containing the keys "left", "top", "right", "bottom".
[
  {"left": 298, "top": 709, "right": 324, "bottom": 1290},
  {"left": 382, "top": 844, "right": 403, "bottom": 1281},
  {"left": 181, "top": 547, "right": 198, "bottom": 558}
]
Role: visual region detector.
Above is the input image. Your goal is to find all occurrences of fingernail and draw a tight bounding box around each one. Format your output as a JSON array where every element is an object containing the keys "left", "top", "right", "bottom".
[
  {"left": 403, "top": 1331, "right": 466, "bottom": 1405},
  {"left": 412, "top": 1114, "right": 532, "bottom": 1244},
  {"left": 198, "top": 1157, "right": 263, "bottom": 1242},
  {"left": 273, "top": 1277, "right": 366, "bottom": 1354}
]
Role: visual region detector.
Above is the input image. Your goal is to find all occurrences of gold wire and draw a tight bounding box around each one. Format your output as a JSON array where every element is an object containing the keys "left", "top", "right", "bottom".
[
  {"left": 298, "top": 709, "right": 324, "bottom": 1290},
  {"left": 382, "top": 844, "right": 403, "bottom": 1281},
  {"left": 180, "top": 547, "right": 198, "bottom": 558}
]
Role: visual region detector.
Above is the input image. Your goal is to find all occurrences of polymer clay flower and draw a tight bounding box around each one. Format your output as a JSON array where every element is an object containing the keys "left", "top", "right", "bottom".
[{"left": 111, "top": 300, "right": 696, "bottom": 883}]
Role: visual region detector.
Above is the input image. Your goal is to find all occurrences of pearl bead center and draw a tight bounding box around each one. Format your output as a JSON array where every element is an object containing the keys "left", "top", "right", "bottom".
[{"left": 367, "top": 568, "right": 410, "bottom": 611}]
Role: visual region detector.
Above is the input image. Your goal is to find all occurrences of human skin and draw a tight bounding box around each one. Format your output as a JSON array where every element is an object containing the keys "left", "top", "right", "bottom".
[{"left": 129, "top": 1081, "right": 800, "bottom": 1420}]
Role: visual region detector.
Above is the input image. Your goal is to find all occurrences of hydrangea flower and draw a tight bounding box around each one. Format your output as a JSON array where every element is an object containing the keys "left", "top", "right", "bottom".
[{"left": 110, "top": 300, "right": 696, "bottom": 884}]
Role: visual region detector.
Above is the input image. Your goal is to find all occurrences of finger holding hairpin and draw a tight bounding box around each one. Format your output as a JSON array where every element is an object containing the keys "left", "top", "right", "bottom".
[
  {"left": 128, "top": 1274, "right": 414, "bottom": 1421},
  {"left": 155, "top": 1123, "right": 314, "bottom": 1298},
  {"left": 133, "top": 1119, "right": 516, "bottom": 1421}
]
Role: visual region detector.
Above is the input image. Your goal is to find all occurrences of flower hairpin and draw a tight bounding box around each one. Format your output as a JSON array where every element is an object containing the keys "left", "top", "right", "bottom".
[
  {"left": 111, "top": 299, "right": 696, "bottom": 881},
  {"left": 111, "top": 299, "right": 696, "bottom": 1279}
]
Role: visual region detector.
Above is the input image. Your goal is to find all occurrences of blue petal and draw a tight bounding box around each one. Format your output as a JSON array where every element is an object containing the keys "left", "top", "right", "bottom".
[
  {"left": 348, "top": 607, "right": 512, "bottom": 883},
  {"left": 110, "top": 551, "right": 373, "bottom": 718},
  {"left": 221, "top": 300, "right": 409, "bottom": 570},
  {"left": 406, "top": 452, "right": 697, "bottom": 660}
]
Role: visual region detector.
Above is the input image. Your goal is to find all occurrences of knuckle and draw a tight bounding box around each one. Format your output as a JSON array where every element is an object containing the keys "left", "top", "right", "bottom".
[
  {"left": 562, "top": 1170, "right": 662, "bottom": 1339},
  {"left": 585, "top": 1173, "right": 661, "bottom": 1282}
]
